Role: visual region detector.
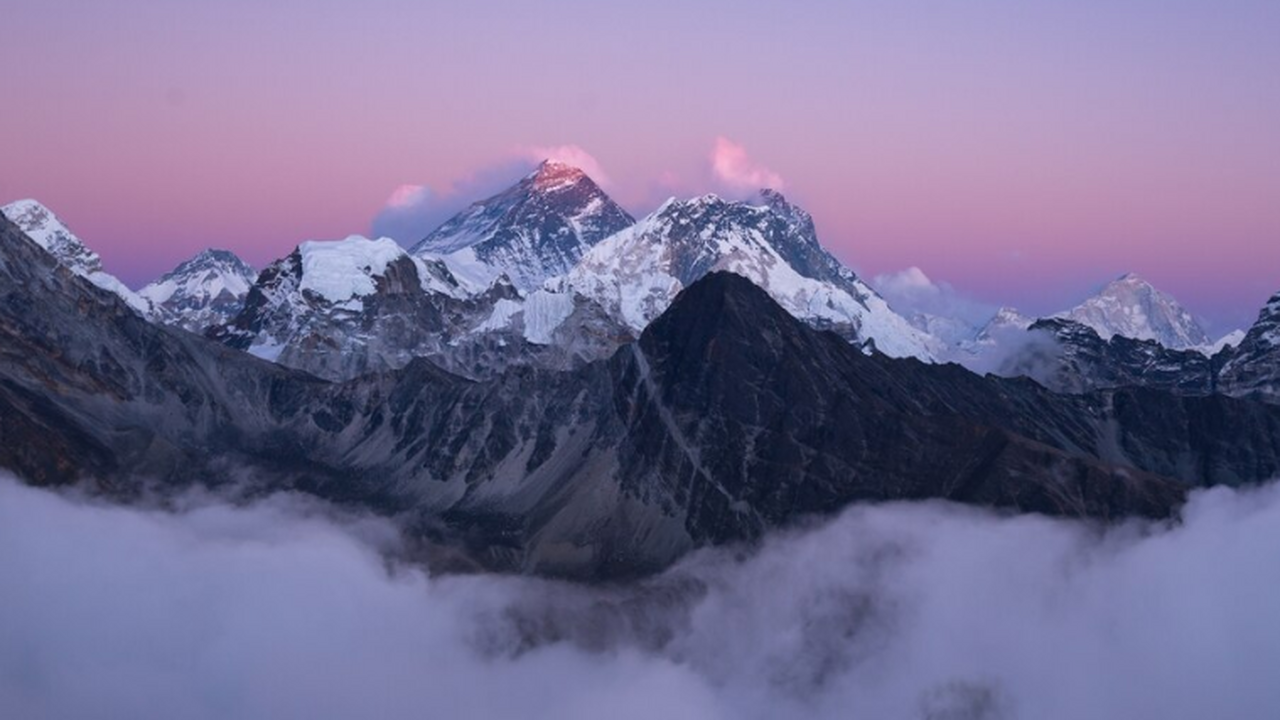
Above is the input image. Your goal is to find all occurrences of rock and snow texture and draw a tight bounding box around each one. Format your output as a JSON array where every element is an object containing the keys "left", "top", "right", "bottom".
[
  {"left": 954, "top": 306, "right": 1036, "bottom": 355},
  {"left": 139, "top": 249, "right": 257, "bottom": 333},
  {"left": 475, "top": 290, "right": 577, "bottom": 345},
  {"left": 1, "top": 199, "right": 150, "bottom": 314},
  {"left": 556, "top": 190, "right": 937, "bottom": 360},
  {"left": 1199, "top": 329, "right": 1246, "bottom": 356},
  {"left": 210, "top": 235, "right": 470, "bottom": 372},
  {"left": 206, "top": 234, "right": 600, "bottom": 380},
  {"left": 1054, "top": 273, "right": 1209, "bottom": 350},
  {"left": 410, "top": 161, "right": 635, "bottom": 293},
  {"left": 1218, "top": 292, "right": 1280, "bottom": 402},
  {"left": 286, "top": 236, "right": 477, "bottom": 307}
]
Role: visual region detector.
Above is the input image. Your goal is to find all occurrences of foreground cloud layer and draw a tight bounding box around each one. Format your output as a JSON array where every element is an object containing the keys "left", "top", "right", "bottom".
[{"left": 2, "top": 473, "right": 1279, "bottom": 719}]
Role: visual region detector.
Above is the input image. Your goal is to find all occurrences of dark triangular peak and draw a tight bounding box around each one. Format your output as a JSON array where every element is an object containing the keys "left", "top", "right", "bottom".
[
  {"left": 637, "top": 270, "right": 841, "bottom": 365},
  {"left": 611, "top": 271, "right": 1198, "bottom": 546}
]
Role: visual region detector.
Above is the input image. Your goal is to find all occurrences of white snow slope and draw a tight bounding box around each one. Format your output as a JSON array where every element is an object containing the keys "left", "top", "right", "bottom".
[{"left": 2, "top": 199, "right": 150, "bottom": 314}]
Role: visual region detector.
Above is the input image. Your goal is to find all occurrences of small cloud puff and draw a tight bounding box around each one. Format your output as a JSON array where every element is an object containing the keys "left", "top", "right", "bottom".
[
  {"left": 371, "top": 184, "right": 451, "bottom": 245},
  {"left": 710, "top": 137, "right": 784, "bottom": 193},
  {"left": 385, "top": 184, "right": 431, "bottom": 210}
]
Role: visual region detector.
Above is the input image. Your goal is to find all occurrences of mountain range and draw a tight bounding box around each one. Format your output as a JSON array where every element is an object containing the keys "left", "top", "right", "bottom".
[{"left": 2, "top": 163, "right": 1278, "bottom": 579}]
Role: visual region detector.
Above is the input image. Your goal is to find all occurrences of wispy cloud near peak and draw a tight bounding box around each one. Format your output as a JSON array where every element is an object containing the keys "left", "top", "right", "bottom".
[{"left": 711, "top": 136, "right": 784, "bottom": 193}]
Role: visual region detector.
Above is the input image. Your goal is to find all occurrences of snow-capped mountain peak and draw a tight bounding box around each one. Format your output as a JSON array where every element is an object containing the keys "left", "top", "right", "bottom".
[
  {"left": 526, "top": 159, "right": 589, "bottom": 192},
  {"left": 983, "top": 306, "right": 1034, "bottom": 334},
  {"left": 2, "top": 199, "right": 102, "bottom": 275},
  {"left": 141, "top": 249, "right": 255, "bottom": 304},
  {"left": 409, "top": 161, "right": 635, "bottom": 292},
  {"left": 139, "top": 249, "right": 257, "bottom": 333},
  {"left": 558, "top": 191, "right": 938, "bottom": 359},
  {"left": 1, "top": 199, "right": 150, "bottom": 314},
  {"left": 1054, "top": 273, "right": 1209, "bottom": 349}
]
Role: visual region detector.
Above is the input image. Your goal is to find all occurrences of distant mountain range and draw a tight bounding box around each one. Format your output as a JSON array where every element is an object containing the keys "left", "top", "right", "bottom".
[
  {"left": 3, "top": 164, "right": 1278, "bottom": 579},
  {"left": 2, "top": 167, "right": 1247, "bottom": 376}
]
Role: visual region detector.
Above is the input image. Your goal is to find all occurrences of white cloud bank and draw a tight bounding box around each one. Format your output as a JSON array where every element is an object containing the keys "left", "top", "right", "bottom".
[{"left": 2, "top": 472, "right": 1280, "bottom": 719}]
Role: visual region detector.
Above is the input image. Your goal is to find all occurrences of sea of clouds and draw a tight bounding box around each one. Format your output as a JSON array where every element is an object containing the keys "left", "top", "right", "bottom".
[{"left": 2, "top": 472, "right": 1279, "bottom": 720}]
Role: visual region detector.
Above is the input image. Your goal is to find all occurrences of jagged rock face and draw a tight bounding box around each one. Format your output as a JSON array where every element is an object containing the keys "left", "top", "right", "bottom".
[
  {"left": 410, "top": 161, "right": 635, "bottom": 293},
  {"left": 1218, "top": 292, "right": 1280, "bottom": 402},
  {"left": 209, "top": 237, "right": 496, "bottom": 380},
  {"left": 207, "top": 235, "right": 625, "bottom": 381},
  {"left": 1, "top": 200, "right": 102, "bottom": 276},
  {"left": 1204, "top": 329, "right": 1246, "bottom": 355},
  {"left": 559, "top": 192, "right": 938, "bottom": 360},
  {"left": 8, "top": 207, "right": 1280, "bottom": 579},
  {"left": 995, "top": 305, "right": 1280, "bottom": 406},
  {"left": 0, "top": 214, "right": 336, "bottom": 489},
  {"left": 1055, "top": 273, "right": 1209, "bottom": 349},
  {"left": 1, "top": 199, "right": 150, "bottom": 314},
  {"left": 754, "top": 189, "right": 865, "bottom": 294},
  {"left": 139, "top": 249, "right": 257, "bottom": 333},
  {"left": 1011, "top": 319, "right": 1218, "bottom": 395}
]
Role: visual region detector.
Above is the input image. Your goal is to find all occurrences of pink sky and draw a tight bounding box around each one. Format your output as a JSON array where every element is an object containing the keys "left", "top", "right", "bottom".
[{"left": 2, "top": 0, "right": 1277, "bottom": 331}]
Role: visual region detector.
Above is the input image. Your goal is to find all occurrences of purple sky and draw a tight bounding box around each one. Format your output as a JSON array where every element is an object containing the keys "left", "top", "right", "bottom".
[{"left": 2, "top": 0, "right": 1278, "bottom": 331}]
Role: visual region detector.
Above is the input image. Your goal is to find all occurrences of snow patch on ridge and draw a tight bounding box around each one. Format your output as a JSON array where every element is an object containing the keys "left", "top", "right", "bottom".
[
  {"left": 298, "top": 236, "right": 406, "bottom": 304},
  {"left": 1197, "top": 329, "right": 1246, "bottom": 356},
  {"left": 476, "top": 290, "right": 576, "bottom": 345}
]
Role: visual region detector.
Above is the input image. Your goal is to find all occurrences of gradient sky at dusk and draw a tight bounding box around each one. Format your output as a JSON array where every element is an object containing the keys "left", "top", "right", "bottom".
[{"left": 3, "top": 0, "right": 1278, "bottom": 331}]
